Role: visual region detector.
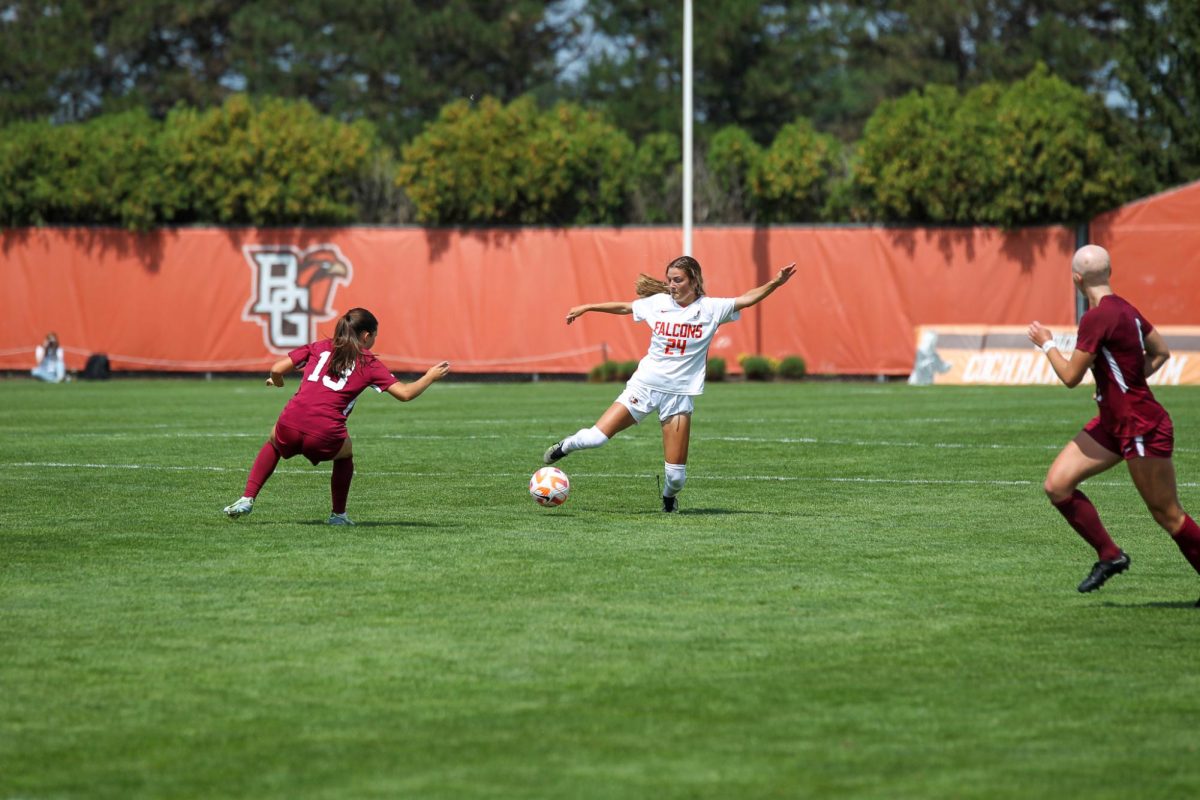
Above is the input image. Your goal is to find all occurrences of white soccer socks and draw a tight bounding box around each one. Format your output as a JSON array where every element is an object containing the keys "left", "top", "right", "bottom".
[
  {"left": 663, "top": 462, "right": 687, "bottom": 497},
  {"left": 563, "top": 425, "right": 609, "bottom": 453}
]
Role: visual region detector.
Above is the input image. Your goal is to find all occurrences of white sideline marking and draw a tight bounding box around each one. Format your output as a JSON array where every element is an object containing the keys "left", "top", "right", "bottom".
[
  {"left": 46, "top": 430, "right": 1190, "bottom": 454},
  {"left": 14, "top": 429, "right": 1200, "bottom": 456},
  {"left": 4, "top": 461, "right": 1197, "bottom": 489},
  {"left": 700, "top": 435, "right": 1052, "bottom": 450}
]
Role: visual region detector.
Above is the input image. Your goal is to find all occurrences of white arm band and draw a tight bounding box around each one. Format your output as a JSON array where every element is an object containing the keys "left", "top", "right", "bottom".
[{"left": 1041, "top": 340, "right": 1059, "bottom": 354}]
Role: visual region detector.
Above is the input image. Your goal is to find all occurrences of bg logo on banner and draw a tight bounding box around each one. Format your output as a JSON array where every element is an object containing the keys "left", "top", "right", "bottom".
[{"left": 242, "top": 244, "right": 354, "bottom": 352}]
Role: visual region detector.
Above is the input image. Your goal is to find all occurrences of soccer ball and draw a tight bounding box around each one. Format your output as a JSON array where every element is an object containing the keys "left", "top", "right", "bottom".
[{"left": 529, "top": 467, "right": 570, "bottom": 507}]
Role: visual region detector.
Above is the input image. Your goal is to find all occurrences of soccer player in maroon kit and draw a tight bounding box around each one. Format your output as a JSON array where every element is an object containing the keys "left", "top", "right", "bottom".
[
  {"left": 1028, "top": 244, "right": 1200, "bottom": 604},
  {"left": 223, "top": 307, "right": 450, "bottom": 525}
]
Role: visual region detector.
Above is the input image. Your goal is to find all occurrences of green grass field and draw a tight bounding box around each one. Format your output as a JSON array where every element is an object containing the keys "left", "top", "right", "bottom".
[{"left": 2, "top": 377, "right": 1199, "bottom": 799}]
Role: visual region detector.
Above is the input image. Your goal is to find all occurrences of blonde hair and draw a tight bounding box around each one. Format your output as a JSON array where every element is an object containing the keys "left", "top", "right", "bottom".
[{"left": 635, "top": 255, "right": 706, "bottom": 298}]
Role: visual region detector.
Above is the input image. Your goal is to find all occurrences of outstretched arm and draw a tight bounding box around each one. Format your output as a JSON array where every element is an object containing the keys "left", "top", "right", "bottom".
[
  {"left": 386, "top": 361, "right": 451, "bottom": 402},
  {"left": 733, "top": 263, "right": 796, "bottom": 311},
  {"left": 266, "top": 356, "right": 296, "bottom": 387},
  {"left": 1027, "top": 322, "right": 1095, "bottom": 388},
  {"left": 565, "top": 302, "right": 633, "bottom": 325}
]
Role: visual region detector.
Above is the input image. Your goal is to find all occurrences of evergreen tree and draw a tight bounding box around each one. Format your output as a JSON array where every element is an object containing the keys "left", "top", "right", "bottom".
[{"left": 1111, "top": 0, "right": 1200, "bottom": 184}]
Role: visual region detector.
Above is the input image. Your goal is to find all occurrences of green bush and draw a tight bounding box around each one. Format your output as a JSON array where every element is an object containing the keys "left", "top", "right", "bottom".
[
  {"left": 750, "top": 118, "right": 842, "bottom": 223},
  {"left": 628, "top": 132, "right": 681, "bottom": 223},
  {"left": 0, "top": 66, "right": 1150, "bottom": 229},
  {"left": 777, "top": 356, "right": 807, "bottom": 380},
  {"left": 706, "top": 358, "right": 727, "bottom": 382},
  {"left": 588, "top": 360, "right": 623, "bottom": 382},
  {"left": 854, "top": 65, "right": 1141, "bottom": 225},
  {"left": 739, "top": 355, "right": 776, "bottom": 381},
  {"left": 398, "top": 95, "right": 634, "bottom": 225},
  {"left": 77, "top": 110, "right": 187, "bottom": 229},
  {"left": 705, "top": 125, "right": 762, "bottom": 222},
  {"left": 0, "top": 120, "right": 63, "bottom": 226},
  {"left": 853, "top": 84, "right": 962, "bottom": 222},
  {"left": 980, "top": 64, "right": 1140, "bottom": 225},
  {"left": 0, "top": 111, "right": 181, "bottom": 230},
  {"left": 162, "top": 94, "right": 376, "bottom": 226},
  {"left": 617, "top": 360, "right": 639, "bottom": 381}
]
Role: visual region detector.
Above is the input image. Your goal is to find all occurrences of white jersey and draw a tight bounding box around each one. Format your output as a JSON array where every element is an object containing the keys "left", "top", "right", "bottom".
[{"left": 629, "top": 293, "right": 739, "bottom": 395}]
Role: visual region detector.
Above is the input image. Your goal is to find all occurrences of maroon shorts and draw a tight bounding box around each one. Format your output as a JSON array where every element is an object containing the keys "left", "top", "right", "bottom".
[
  {"left": 272, "top": 422, "right": 346, "bottom": 466},
  {"left": 1083, "top": 415, "right": 1174, "bottom": 461}
]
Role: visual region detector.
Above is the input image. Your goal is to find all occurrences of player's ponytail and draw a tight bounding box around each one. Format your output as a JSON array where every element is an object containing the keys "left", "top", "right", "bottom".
[
  {"left": 329, "top": 308, "right": 378, "bottom": 377},
  {"left": 635, "top": 274, "right": 668, "bottom": 297},
  {"left": 635, "top": 255, "right": 706, "bottom": 298}
]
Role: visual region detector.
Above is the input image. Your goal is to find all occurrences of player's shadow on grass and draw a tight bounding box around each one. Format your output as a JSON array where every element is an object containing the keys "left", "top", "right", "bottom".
[
  {"left": 296, "top": 520, "right": 446, "bottom": 529},
  {"left": 1098, "top": 600, "right": 1198, "bottom": 610},
  {"left": 627, "top": 508, "right": 775, "bottom": 516}
]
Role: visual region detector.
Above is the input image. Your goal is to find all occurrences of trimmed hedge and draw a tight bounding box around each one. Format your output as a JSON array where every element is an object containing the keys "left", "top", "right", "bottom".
[
  {"left": 854, "top": 64, "right": 1141, "bottom": 225},
  {"left": 0, "top": 96, "right": 375, "bottom": 230},
  {"left": 0, "top": 66, "right": 1146, "bottom": 229},
  {"left": 777, "top": 356, "right": 807, "bottom": 379},
  {"left": 739, "top": 355, "right": 776, "bottom": 381},
  {"left": 397, "top": 96, "right": 633, "bottom": 225},
  {"left": 706, "top": 357, "right": 727, "bottom": 382}
]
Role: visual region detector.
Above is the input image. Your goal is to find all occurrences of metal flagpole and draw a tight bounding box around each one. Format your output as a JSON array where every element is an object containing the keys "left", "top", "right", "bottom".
[{"left": 682, "top": 0, "right": 693, "bottom": 256}]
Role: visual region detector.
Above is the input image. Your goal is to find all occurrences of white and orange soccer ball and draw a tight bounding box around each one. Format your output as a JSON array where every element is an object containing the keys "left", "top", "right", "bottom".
[{"left": 529, "top": 467, "right": 570, "bottom": 507}]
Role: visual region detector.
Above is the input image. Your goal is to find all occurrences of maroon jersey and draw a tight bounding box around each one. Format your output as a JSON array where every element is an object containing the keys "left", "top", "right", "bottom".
[
  {"left": 1075, "top": 295, "right": 1167, "bottom": 436},
  {"left": 276, "top": 340, "right": 398, "bottom": 439}
]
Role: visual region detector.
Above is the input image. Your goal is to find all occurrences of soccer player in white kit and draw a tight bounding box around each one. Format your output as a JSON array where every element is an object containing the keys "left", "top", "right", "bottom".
[{"left": 544, "top": 255, "right": 796, "bottom": 511}]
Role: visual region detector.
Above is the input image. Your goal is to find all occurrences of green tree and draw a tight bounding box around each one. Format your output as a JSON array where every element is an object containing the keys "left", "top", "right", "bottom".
[
  {"left": 0, "top": 111, "right": 182, "bottom": 229},
  {"left": 0, "top": 1, "right": 246, "bottom": 123},
  {"left": 0, "top": 1, "right": 101, "bottom": 122},
  {"left": 852, "top": 85, "right": 962, "bottom": 222},
  {"left": 95, "top": 1, "right": 245, "bottom": 118},
  {"left": 229, "top": 1, "right": 569, "bottom": 146},
  {"left": 977, "top": 65, "right": 1142, "bottom": 224},
  {"left": 397, "top": 95, "right": 633, "bottom": 225},
  {"left": 1111, "top": 0, "right": 1200, "bottom": 185},
  {"left": 855, "top": 66, "right": 1142, "bottom": 225},
  {"left": 567, "top": 1, "right": 843, "bottom": 143},
  {"left": 841, "top": 1, "right": 1121, "bottom": 108},
  {"left": 566, "top": 1, "right": 1123, "bottom": 147},
  {"left": 628, "top": 132, "right": 681, "bottom": 224},
  {"left": 60, "top": 110, "right": 186, "bottom": 229},
  {"left": 161, "top": 95, "right": 376, "bottom": 225},
  {"left": 749, "top": 119, "right": 842, "bottom": 223},
  {"left": 0, "top": 1, "right": 572, "bottom": 149},
  {"left": 703, "top": 125, "right": 762, "bottom": 222},
  {"left": 0, "top": 121, "right": 69, "bottom": 226}
]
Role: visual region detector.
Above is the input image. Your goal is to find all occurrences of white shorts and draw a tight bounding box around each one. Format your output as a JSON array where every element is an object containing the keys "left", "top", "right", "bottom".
[{"left": 616, "top": 380, "right": 695, "bottom": 423}]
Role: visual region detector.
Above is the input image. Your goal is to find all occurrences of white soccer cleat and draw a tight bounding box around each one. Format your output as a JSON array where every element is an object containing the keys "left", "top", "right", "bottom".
[
  {"left": 223, "top": 497, "right": 254, "bottom": 518},
  {"left": 327, "top": 512, "right": 355, "bottom": 526}
]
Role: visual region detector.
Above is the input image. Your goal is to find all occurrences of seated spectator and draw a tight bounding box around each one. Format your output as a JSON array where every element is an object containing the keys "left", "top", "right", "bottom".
[{"left": 32, "top": 332, "right": 66, "bottom": 383}]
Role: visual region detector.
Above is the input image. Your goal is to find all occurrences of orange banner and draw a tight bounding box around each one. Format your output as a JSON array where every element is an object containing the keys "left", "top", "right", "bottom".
[
  {"left": 909, "top": 325, "right": 1200, "bottom": 386},
  {"left": 0, "top": 224, "right": 1093, "bottom": 376},
  {"left": 1091, "top": 180, "right": 1200, "bottom": 325}
]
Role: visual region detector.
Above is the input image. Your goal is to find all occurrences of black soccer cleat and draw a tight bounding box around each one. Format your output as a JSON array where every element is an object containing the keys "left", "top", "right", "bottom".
[
  {"left": 543, "top": 441, "right": 567, "bottom": 465},
  {"left": 1077, "top": 552, "right": 1131, "bottom": 593},
  {"left": 662, "top": 495, "right": 677, "bottom": 513}
]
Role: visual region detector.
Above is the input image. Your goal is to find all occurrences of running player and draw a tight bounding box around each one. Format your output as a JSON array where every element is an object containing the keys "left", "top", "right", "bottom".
[
  {"left": 223, "top": 307, "right": 450, "bottom": 525},
  {"left": 1028, "top": 244, "right": 1200, "bottom": 603},
  {"left": 543, "top": 255, "right": 796, "bottom": 512}
]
